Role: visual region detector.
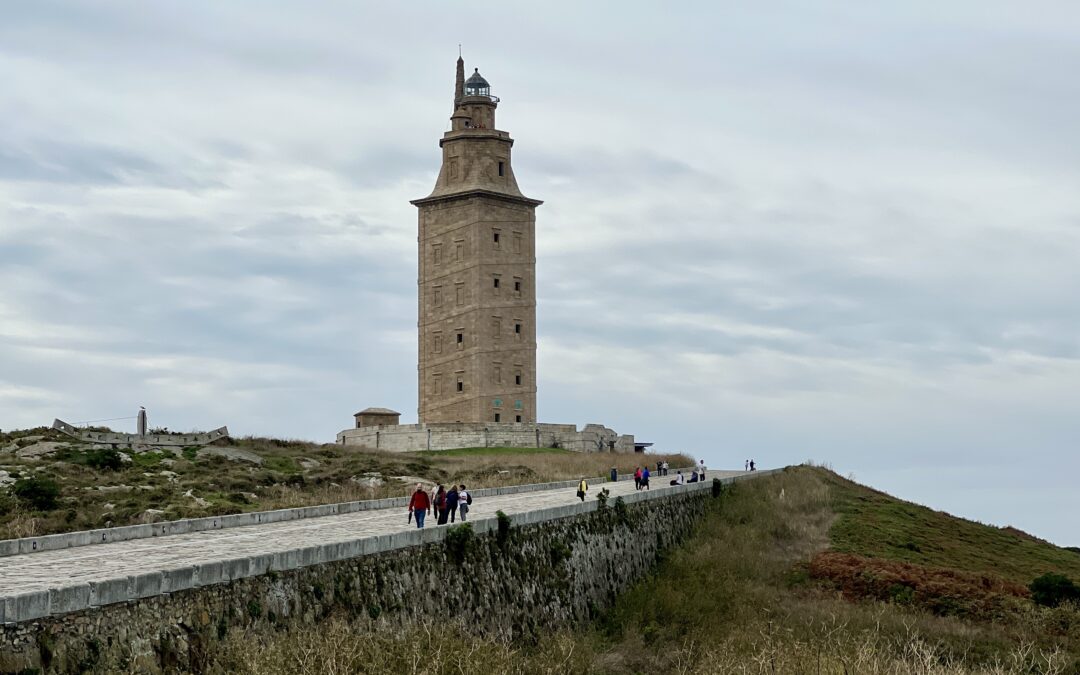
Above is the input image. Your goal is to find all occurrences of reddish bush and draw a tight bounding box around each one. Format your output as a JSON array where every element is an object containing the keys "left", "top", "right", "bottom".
[{"left": 808, "top": 551, "right": 1029, "bottom": 620}]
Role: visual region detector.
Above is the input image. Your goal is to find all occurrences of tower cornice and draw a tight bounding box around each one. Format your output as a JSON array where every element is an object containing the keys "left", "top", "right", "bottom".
[{"left": 411, "top": 188, "right": 543, "bottom": 208}]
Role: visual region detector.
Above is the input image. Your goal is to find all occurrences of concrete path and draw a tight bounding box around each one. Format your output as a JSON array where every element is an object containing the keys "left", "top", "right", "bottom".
[{"left": 0, "top": 471, "right": 743, "bottom": 597}]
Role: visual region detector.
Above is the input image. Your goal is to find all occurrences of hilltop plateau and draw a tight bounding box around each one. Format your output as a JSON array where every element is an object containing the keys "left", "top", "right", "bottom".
[{"left": 0, "top": 427, "right": 690, "bottom": 540}]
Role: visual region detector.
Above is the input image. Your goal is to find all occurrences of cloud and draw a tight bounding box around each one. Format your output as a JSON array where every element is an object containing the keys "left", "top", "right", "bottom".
[{"left": 0, "top": 1, "right": 1078, "bottom": 543}]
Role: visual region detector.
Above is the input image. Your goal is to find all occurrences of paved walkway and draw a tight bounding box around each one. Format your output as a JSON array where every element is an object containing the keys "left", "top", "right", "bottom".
[{"left": 0, "top": 471, "right": 743, "bottom": 596}]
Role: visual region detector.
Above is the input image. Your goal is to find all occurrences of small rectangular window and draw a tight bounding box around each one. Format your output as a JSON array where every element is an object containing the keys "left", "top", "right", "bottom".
[
  {"left": 457, "top": 378, "right": 464, "bottom": 393},
  {"left": 494, "top": 413, "right": 501, "bottom": 423},
  {"left": 457, "top": 332, "right": 464, "bottom": 344},
  {"left": 513, "top": 279, "right": 521, "bottom": 295},
  {"left": 493, "top": 277, "right": 500, "bottom": 289},
  {"left": 498, "top": 161, "right": 504, "bottom": 177},
  {"left": 514, "top": 322, "right": 522, "bottom": 335},
  {"left": 515, "top": 415, "right": 522, "bottom": 423},
  {"left": 515, "top": 372, "right": 522, "bottom": 386},
  {"left": 493, "top": 231, "right": 501, "bottom": 249},
  {"left": 434, "top": 334, "right": 442, "bottom": 353},
  {"left": 433, "top": 287, "right": 443, "bottom": 307},
  {"left": 455, "top": 242, "right": 464, "bottom": 261}
]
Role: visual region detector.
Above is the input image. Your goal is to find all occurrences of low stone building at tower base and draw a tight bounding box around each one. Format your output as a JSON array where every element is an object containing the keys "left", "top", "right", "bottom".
[{"left": 335, "top": 422, "right": 636, "bottom": 453}]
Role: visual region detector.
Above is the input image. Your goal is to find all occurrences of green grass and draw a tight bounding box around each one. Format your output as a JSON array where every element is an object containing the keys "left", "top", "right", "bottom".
[
  {"left": 827, "top": 472, "right": 1080, "bottom": 584},
  {"left": 130, "top": 451, "right": 167, "bottom": 468},
  {"left": 262, "top": 456, "right": 300, "bottom": 474},
  {"left": 411, "top": 446, "right": 572, "bottom": 457}
]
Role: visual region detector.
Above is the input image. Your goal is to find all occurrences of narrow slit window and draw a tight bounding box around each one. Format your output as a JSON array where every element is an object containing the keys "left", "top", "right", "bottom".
[
  {"left": 498, "top": 161, "right": 504, "bottom": 177},
  {"left": 457, "top": 377, "right": 464, "bottom": 392},
  {"left": 514, "top": 322, "right": 522, "bottom": 335},
  {"left": 493, "top": 277, "right": 500, "bottom": 289},
  {"left": 494, "top": 413, "right": 501, "bottom": 423},
  {"left": 515, "top": 372, "right": 522, "bottom": 386},
  {"left": 515, "top": 415, "right": 522, "bottom": 423},
  {"left": 457, "top": 332, "right": 464, "bottom": 344}
]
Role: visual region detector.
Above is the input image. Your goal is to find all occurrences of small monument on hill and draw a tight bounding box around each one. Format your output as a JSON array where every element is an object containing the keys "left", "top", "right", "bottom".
[{"left": 53, "top": 407, "right": 229, "bottom": 450}]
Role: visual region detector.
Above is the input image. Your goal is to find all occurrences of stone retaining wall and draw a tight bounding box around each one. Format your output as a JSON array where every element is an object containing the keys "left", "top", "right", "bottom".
[
  {"left": 336, "top": 421, "right": 636, "bottom": 453},
  {"left": 0, "top": 473, "right": 768, "bottom": 673}
]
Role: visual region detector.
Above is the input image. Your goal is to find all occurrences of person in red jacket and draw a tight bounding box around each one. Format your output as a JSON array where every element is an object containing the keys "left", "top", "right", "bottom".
[{"left": 408, "top": 484, "right": 431, "bottom": 528}]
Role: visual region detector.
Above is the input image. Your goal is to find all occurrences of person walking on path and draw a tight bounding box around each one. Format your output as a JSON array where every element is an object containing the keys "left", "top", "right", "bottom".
[
  {"left": 634, "top": 466, "right": 642, "bottom": 491},
  {"left": 408, "top": 484, "right": 430, "bottom": 529},
  {"left": 641, "top": 466, "right": 650, "bottom": 490},
  {"left": 445, "top": 485, "right": 460, "bottom": 524},
  {"left": 577, "top": 477, "right": 588, "bottom": 502},
  {"left": 699, "top": 459, "right": 706, "bottom": 480},
  {"left": 458, "top": 484, "right": 471, "bottom": 521},
  {"left": 745, "top": 459, "right": 749, "bottom": 471},
  {"left": 434, "top": 485, "right": 449, "bottom": 525},
  {"left": 749, "top": 459, "right": 756, "bottom": 471}
]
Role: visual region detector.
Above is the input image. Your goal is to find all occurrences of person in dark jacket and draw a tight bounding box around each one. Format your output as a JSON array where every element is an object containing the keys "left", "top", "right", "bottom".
[
  {"left": 434, "top": 484, "right": 447, "bottom": 524},
  {"left": 445, "top": 485, "right": 460, "bottom": 523},
  {"left": 408, "top": 484, "right": 430, "bottom": 529}
]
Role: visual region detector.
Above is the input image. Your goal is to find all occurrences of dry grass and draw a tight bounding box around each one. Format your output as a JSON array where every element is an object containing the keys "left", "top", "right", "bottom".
[{"left": 196, "top": 467, "right": 1078, "bottom": 675}]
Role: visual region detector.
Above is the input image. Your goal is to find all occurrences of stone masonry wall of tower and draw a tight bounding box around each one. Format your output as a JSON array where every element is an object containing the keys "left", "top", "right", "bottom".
[{"left": 412, "top": 58, "right": 542, "bottom": 424}]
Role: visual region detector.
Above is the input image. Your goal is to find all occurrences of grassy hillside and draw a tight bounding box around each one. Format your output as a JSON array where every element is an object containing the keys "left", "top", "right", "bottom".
[
  {"left": 206, "top": 466, "right": 1080, "bottom": 675},
  {"left": 828, "top": 472, "right": 1080, "bottom": 583},
  {"left": 0, "top": 427, "right": 691, "bottom": 540}
]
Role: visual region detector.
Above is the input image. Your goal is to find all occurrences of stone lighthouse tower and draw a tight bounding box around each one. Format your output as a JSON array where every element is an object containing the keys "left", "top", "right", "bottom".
[{"left": 412, "top": 57, "right": 542, "bottom": 424}]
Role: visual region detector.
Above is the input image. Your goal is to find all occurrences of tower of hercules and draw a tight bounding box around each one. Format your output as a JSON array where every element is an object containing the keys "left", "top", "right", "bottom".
[{"left": 411, "top": 57, "right": 542, "bottom": 424}]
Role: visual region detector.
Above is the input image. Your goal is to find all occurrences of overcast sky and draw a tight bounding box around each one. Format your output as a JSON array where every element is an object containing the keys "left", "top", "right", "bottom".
[{"left": 1, "top": 2, "right": 1077, "bottom": 544}]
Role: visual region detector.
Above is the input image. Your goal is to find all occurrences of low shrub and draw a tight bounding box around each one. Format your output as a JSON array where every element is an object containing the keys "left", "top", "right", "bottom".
[
  {"left": 85, "top": 448, "right": 123, "bottom": 471},
  {"left": 495, "top": 510, "right": 512, "bottom": 548},
  {"left": 1030, "top": 573, "right": 1080, "bottom": 608},
  {"left": 12, "top": 477, "right": 61, "bottom": 511},
  {"left": 444, "top": 522, "right": 475, "bottom": 564}
]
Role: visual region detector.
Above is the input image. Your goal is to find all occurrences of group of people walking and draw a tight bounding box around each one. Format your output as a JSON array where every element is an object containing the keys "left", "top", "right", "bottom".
[
  {"left": 409, "top": 458, "right": 737, "bottom": 526},
  {"left": 633, "top": 466, "right": 651, "bottom": 490},
  {"left": 745, "top": 459, "right": 756, "bottom": 471},
  {"left": 407, "top": 483, "right": 472, "bottom": 528}
]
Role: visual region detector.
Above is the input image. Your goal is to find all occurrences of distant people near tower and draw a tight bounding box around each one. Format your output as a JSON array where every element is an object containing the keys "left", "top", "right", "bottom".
[
  {"left": 413, "top": 55, "right": 542, "bottom": 426},
  {"left": 745, "top": 459, "right": 749, "bottom": 472},
  {"left": 750, "top": 459, "right": 756, "bottom": 471}
]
